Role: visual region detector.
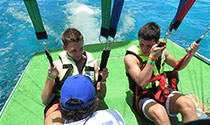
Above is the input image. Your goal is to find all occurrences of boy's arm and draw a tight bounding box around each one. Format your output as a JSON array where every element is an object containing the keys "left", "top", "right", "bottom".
[
  {"left": 41, "top": 60, "right": 60, "bottom": 106},
  {"left": 94, "top": 60, "right": 108, "bottom": 100},
  {"left": 165, "top": 42, "right": 199, "bottom": 70},
  {"left": 124, "top": 54, "right": 154, "bottom": 89}
]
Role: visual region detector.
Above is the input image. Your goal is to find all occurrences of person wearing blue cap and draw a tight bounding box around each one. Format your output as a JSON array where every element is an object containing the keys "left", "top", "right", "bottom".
[
  {"left": 46, "top": 74, "right": 125, "bottom": 124},
  {"left": 42, "top": 28, "right": 109, "bottom": 124}
]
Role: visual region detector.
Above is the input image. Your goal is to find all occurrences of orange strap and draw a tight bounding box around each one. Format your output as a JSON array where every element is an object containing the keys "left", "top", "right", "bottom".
[{"left": 149, "top": 55, "right": 157, "bottom": 61}]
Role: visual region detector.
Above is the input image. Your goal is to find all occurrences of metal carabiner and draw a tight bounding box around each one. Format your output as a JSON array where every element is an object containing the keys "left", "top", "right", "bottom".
[
  {"left": 106, "top": 37, "right": 115, "bottom": 49},
  {"left": 163, "top": 32, "right": 171, "bottom": 42},
  {"left": 99, "top": 35, "right": 114, "bottom": 50},
  {"left": 99, "top": 35, "right": 107, "bottom": 44},
  {"left": 196, "top": 23, "right": 210, "bottom": 43},
  {"left": 105, "top": 39, "right": 113, "bottom": 50},
  {"left": 163, "top": 28, "right": 177, "bottom": 42},
  {"left": 202, "top": 23, "right": 210, "bottom": 36},
  {"left": 37, "top": 39, "right": 50, "bottom": 51}
]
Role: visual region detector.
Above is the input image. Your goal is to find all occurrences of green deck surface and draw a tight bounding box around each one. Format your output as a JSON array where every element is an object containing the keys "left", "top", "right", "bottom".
[{"left": 0, "top": 40, "right": 210, "bottom": 124}]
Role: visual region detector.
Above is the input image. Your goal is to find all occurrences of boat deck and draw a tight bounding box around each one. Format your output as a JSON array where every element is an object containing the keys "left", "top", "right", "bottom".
[{"left": 1, "top": 40, "right": 210, "bottom": 124}]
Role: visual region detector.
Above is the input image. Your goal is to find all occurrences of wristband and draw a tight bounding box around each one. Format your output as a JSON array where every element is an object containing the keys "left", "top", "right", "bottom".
[
  {"left": 147, "top": 60, "right": 155, "bottom": 65},
  {"left": 47, "top": 75, "right": 54, "bottom": 80},
  {"left": 149, "top": 55, "right": 157, "bottom": 60},
  {"left": 188, "top": 53, "right": 194, "bottom": 58},
  {"left": 101, "top": 81, "right": 106, "bottom": 84}
]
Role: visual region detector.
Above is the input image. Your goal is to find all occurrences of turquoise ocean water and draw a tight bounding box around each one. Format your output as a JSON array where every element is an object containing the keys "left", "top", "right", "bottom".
[{"left": 0, "top": 0, "right": 210, "bottom": 111}]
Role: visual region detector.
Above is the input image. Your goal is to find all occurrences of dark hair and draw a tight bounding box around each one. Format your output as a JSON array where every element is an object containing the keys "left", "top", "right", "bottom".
[
  {"left": 62, "top": 28, "right": 84, "bottom": 47},
  {"left": 138, "top": 22, "right": 160, "bottom": 43},
  {"left": 59, "top": 96, "right": 97, "bottom": 122}
]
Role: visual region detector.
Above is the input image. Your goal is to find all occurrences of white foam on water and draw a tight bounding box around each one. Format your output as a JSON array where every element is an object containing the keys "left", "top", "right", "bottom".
[
  {"left": 63, "top": 1, "right": 100, "bottom": 45},
  {"left": 63, "top": 0, "right": 137, "bottom": 44},
  {"left": 115, "top": 9, "right": 136, "bottom": 41}
]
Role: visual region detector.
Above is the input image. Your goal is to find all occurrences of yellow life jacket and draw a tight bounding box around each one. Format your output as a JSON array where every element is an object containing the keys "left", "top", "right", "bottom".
[
  {"left": 126, "top": 45, "right": 165, "bottom": 89},
  {"left": 59, "top": 51, "right": 95, "bottom": 82}
]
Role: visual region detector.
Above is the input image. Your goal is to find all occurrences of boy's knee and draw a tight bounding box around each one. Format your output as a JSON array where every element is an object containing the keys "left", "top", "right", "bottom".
[
  {"left": 179, "top": 96, "right": 196, "bottom": 112},
  {"left": 149, "top": 105, "right": 169, "bottom": 122},
  {"left": 153, "top": 106, "right": 167, "bottom": 116},
  {"left": 151, "top": 106, "right": 170, "bottom": 125}
]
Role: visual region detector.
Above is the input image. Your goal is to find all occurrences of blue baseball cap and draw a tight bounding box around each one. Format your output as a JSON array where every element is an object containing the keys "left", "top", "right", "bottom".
[{"left": 61, "top": 74, "right": 95, "bottom": 110}]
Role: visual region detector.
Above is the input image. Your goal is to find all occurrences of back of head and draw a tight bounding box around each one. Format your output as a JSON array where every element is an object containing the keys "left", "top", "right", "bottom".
[
  {"left": 60, "top": 74, "right": 97, "bottom": 122},
  {"left": 62, "top": 28, "right": 84, "bottom": 47},
  {"left": 138, "top": 22, "right": 160, "bottom": 43}
]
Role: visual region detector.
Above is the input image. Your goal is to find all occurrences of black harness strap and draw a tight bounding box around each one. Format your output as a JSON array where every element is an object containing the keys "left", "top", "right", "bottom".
[{"left": 62, "top": 64, "right": 73, "bottom": 83}]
